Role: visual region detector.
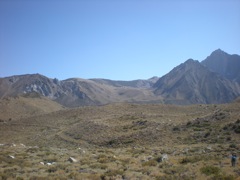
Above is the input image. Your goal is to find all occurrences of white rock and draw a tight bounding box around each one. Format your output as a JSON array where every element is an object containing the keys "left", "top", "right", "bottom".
[
  {"left": 161, "top": 154, "right": 168, "bottom": 161},
  {"left": 78, "top": 148, "right": 86, "bottom": 154},
  {"left": 92, "top": 154, "right": 97, "bottom": 157},
  {"left": 20, "top": 143, "right": 26, "bottom": 147},
  {"left": 8, "top": 155, "right": 15, "bottom": 159},
  {"left": 206, "top": 146, "right": 212, "bottom": 150},
  {"left": 68, "top": 157, "right": 78, "bottom": 163},
  {"left": 40, "top": 162, "right": 45, "bottom": 165}
]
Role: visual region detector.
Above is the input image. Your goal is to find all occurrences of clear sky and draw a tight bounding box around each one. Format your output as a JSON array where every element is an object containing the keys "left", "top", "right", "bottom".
[{"left": 0, "top": 0, "right": 240, "bottom": 80}]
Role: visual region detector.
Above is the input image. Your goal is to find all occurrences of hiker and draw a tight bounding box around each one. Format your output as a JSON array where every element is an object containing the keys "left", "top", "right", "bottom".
[{"left": 231, "top": 153, "right": 237, "bottom": 167}]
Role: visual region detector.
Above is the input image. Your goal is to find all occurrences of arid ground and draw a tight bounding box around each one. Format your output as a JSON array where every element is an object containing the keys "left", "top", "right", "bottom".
[{"left": 0, "top": 96, "right": 240, "bottom": 179}]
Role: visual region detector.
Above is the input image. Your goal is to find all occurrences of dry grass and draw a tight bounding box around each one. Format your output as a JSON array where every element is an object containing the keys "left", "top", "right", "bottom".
[{"left": 0, "top": 99, "right": 240, "bottom": 179}]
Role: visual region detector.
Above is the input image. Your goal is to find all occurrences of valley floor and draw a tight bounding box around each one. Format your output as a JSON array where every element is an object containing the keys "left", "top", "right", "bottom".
[{"left": 0, "top": 102, "right": 240, "bottom": 179}]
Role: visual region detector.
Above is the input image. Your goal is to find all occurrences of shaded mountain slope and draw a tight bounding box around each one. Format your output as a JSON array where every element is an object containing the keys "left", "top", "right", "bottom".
[
  {"left": 201, "top": 49, "right": 240, "bottom": 83},
  {"left": 153, "top": 59, "right": 240, "bottom": 104}
]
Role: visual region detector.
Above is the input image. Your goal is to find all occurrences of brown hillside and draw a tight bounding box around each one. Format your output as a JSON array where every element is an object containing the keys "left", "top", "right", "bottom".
[{"left": 0, "top": 94, "right": 64, "bottom": 121}]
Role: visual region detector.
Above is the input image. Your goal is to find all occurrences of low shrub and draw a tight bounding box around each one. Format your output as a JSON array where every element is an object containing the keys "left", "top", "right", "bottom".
[
  {"left": 104, "top": 169, "right": 124, "bottom": 177},
  {"left": 0, "top": 173, "right": 8, "bottom": 180},
  {"left": 90, "top": 163, "right": 108, "bottom": 170},
  {"left": 200, "top": 165, "right": 220, "bottom": 176},
  {"left": 163, "top": 166, "right": 187, "bottom": 175},
  {"left": 229, "top": 143, "right": 237, "bottom": 149},
  {"left": 47, "top": 166, "right": 58, "bottom": 173},
  {"left": 142, "top": 159, "right": 158, "bottom": 166},
  {"left": 180, "top": 157, "right": 193, "bottom": 164},
  {"left": 186, "top": 121, "right": 192, "bottom": 126},
  {"left": 234, "top": 125, "right": 240, "bottom": 133},
  {"left": 180, "top": 155, "right": 207, "bottom": 164},
  {"left": 204, "top": 131, "right": 211, "bottom": 138},
  {"left": 211, "top": 174, "right": 235, "bottom": 180},
  {"left": 172, "top": 127, "right": 180, "bottom": 131}
]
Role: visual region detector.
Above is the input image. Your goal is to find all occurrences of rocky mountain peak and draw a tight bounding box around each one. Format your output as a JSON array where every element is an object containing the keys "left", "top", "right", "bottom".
[
  {"left": 173, "top": 59, "right": 202, "bottom": 73},
  {"left": 208, "top": 48, "right": 228, "bottom": 58},
  {"left": 202, "top": 49, "right": 240, "bottom": 82},
  {"left": 212, "top": 48, "right": 226, "bottom": 54},
  {"left": 184, "top": 59, "right": 200, "bottom": 66}
]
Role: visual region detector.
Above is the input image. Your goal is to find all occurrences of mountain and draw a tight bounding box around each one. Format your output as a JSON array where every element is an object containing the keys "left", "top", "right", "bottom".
[
  {"left": 0, "top": 74, "right": 96, "bottom": 107},
  {"left": 91, "top": 76, "right": 159, "bottom": 88},
  {"left": 201, "top": 49, "right": 240, "bottom": 83},
  {"left": 0, "top": 74, "right": 162, "bottom": 107},
  {"left": 153, "top": 59, "right": 240, "bottom": 104},
  {"left": 0, "top": 74, "right": 62, "bottom": 98},
  {"left": 0, "top": 49, "right": 239, "bottom": 106}
]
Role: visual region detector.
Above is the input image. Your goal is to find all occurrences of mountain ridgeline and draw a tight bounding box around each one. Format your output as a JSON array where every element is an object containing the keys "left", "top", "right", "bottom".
[
  {"left": 202, "top": 49, "right": 240, "bottom": 83},
  {"left": 1, "top": 49, "right": 240, "bottom": 106},
  {"left": 154, "top": 59, "right": 240, "bottom": 104}
]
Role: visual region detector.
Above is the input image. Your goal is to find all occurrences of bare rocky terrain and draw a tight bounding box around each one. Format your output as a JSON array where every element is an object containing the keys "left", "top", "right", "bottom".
[{"left": 0, "top": 95, "right": 240, "bottom": 179}]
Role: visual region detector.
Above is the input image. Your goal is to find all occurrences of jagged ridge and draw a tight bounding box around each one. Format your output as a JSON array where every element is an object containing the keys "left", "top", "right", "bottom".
[{"left": 0, "top": 49, "right": 240, "bottom": 106}]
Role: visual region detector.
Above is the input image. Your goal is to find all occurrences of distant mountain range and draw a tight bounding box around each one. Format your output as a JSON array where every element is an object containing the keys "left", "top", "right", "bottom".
[{"left": 1, "top": 49, "right": 240, "bottom": 106}]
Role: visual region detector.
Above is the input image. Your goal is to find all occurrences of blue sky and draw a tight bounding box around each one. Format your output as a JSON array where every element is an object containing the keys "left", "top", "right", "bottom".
[{"left": 0, "top": 0, "right": 240, "bottom": 80}]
